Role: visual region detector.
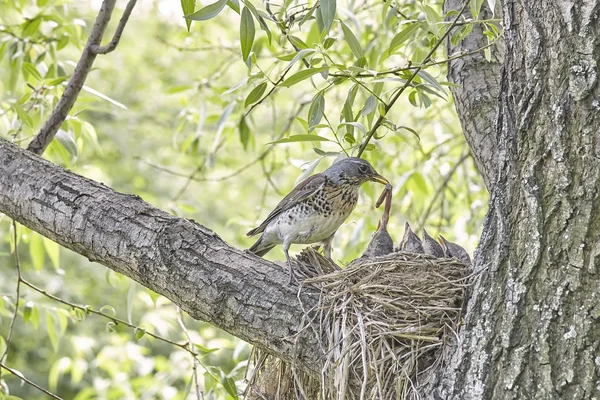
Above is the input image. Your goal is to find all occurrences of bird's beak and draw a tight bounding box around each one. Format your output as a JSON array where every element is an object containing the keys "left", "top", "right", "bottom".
[
  {"left": 370, "top": 174, "right": 389, "bottom": 185},
  {"left": 438, "top": 235, "right": 448, "bottom": 248}
]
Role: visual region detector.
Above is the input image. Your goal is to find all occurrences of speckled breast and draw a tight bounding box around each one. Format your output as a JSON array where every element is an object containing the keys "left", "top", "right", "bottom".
[{"left": 275, "top": 184, "right": 359, "bottom": 244}]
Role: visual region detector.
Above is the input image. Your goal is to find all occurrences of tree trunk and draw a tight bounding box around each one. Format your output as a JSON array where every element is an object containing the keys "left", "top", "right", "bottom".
[{"left": 437, "top": 0, "right": 600, "bottom": 398}]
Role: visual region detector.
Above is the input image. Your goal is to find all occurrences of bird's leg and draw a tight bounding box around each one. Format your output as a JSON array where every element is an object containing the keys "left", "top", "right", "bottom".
[
  {"left": 322, "top": 234, "right": 342, "bottom": 270},
  {"left": 282, "top": 242, "right": 296, "bottom": 285},
  {"left": 322, "top": 234, "right": 334, "bottom": 259}
]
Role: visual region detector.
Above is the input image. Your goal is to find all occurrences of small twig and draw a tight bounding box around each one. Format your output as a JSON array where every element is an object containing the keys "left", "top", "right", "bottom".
[
  {"left": 347, "top": 38, "right": 500, "bottom": 79},
  {"left": 155, "top": 36, "right": 237, "bottom": 53},
  {"left": 417, "top": 152, "right": 470, "bottom": 230},
  {"left": 356, "top": 0, "right": 471, "bottom": 157},
  {"left": 27, "top": 0, "right": 137, "bottom": 155},
  {"left": 0, "top": 221, "right": 22, "bottom": 382},
  {"left": 171, "top": 162, "right": 206, "bottom": 202},
  {"left": 177, "top": 308, "right": 204, "bottom": 400},
  {"left": 0, "top": 362, "right": 63, "bottom": 400},
  {"left": 19, "top": 278, "right": 194, "bottom": 356},
  {"left": 91, "top": 0, "right": 138, "bottom": 54}
]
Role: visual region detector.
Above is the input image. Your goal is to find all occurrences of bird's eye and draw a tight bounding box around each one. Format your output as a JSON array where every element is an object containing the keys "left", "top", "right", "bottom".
[{"left": 359, "top": 164, "right": 369, "bottom": 173}]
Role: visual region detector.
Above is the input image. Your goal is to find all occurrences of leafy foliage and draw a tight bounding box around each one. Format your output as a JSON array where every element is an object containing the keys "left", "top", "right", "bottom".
[{"left": 0, "top": 0, "right": 500, "bottom": 398}]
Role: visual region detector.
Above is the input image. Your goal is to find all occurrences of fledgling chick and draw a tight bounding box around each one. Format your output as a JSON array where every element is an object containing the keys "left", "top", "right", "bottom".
[
  {"left": 439, "top": 235, "right": 471, "bottom": 265},
  {"left": 397, "top": 222, "right": 423, "bottom": 254},
  {"left": 422, "top": 228, "right": 444, "bottom": 258},
  {"left": 363, "top": 221, "right": 394, "bottom": 257}
]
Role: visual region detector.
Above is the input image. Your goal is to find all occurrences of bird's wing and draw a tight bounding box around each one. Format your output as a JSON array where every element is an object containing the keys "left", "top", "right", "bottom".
[{"left": 246, "top": 174, "right": 327, "bottom": 236}]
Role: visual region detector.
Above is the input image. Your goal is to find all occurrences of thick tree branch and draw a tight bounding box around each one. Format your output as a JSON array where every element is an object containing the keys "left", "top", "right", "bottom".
[
  {"left": 443, "top": 0, "right": 504, "bottom": 190},
  {"left": 0, "top": 137, "right": 322, "bottom": 375},
  {"left": 27, "top": 0, "right": 137, "bottom": 155}
]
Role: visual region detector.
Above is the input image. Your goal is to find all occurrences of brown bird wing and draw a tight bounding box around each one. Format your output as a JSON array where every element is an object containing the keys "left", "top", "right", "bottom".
[{"left": 246, "top": 173, "right": 327, "bottom": 236}]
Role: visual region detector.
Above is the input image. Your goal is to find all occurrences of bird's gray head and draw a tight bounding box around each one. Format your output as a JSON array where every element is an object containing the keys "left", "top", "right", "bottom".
[{"left": 324, "top": 157, "right": 389, "bottom": 186}]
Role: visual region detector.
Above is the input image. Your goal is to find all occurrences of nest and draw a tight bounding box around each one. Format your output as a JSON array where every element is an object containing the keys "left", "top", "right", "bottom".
[{"left": 245, "top": 248, "right": 473, "bottom": 400}]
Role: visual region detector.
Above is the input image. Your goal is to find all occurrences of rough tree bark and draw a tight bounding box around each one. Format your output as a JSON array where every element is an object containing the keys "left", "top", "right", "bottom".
[
  {"left": 443, "top": 0, "right": 504, "bottom": 190},
  {"left": 436, "top": 0, "right": 600, "bottom": 398}
]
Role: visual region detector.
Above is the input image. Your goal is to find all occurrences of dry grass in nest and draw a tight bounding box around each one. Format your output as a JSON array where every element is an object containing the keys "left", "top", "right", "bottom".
[{"left": 245, "top": 248, "right": 473, "bottom": 400}]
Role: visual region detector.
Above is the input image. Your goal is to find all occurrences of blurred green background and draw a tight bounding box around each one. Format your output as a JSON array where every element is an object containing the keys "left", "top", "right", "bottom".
[{"left": 0, "top": 0, "right": 489, "bottom": 398}]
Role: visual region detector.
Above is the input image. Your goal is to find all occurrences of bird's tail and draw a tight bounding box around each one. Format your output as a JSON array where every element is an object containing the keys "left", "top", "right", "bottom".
[{"left": 249, "top": 236, "right": 276, "bottom": 257}]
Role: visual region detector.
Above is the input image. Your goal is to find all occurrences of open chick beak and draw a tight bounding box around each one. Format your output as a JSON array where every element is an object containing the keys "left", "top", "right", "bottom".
[{"left": 370, "top": 174, "right": 389, "bottom": 185}]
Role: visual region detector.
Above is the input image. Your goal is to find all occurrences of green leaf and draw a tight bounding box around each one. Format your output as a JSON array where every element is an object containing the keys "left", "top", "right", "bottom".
[
  {"left": 295, "top": 158, "right": 322, "bottom": 185},
  {"left": 295, "top": 117, "right": 309, "bottom": 132},
  {"left": 408, "top": 90, "right": 418, "bottom": 107},
  {"left": 42, "top": 236, "right": 60, "bottom": 270},
  {"left": 287, "top": 35, "right": 308, "bottom": 50},
  {"left": 363, "top": 143, "right": 376, "bottom": 151},
  {"left": 239, "top": 116, "right": 251, "bottom": 150},
  {"left": 70, "top": 308, "right": 85, "bottom": 322},
  {"left": 245, "top": 81, "right": 267, "bottom": 107},
  {"left": 308, "top": 92, "right": 325, "bottom": 131},
  {"left": 46, "top": 312, "right": 59, "bottom": 352},
  {"left": 221, "top": 372, "right": 239, "bottom": 399},
  {"left": 181, "top": 0, "right": 196, "bottom": 31},
  {"left": 56, "top": 129, "right": 78, "bottom": 157},
  {"left": 281, "top": 67, "right": 329, "bottom": 87},
  {"left": 470, "top": 0, "right": 485, "bottom": 19},
  {"left": 267, "top": 134, "right": 331, "bottom": 145},
  {"left": 24, "top": 301, "right": 34, "bottom": 322},
  {"left": 276, "top": 53, "right": 296, "bottom": 61},
  {"left": 240, "top": 7, "right": 255, "bottom": 62},
  {"left": 418, "top": 70, "right": 446, "bottom": 96},
  {"left": 29, "top": 233, "right": 45, "bottom": 270},
  {"left": 82, "top": 85, "right": 127, "bottom": 109},
  {"left": 22, "top": 62, "right": 42, "bottom": 81},
  {"left": 26, "top": 303, "right": 40, "bottom": 329},
  {"left": 127, "top": 281, "right": 136, "bottom": 324},
  {"left": 323, "top": 36, "right": 336, "bottom": 49},
  {"left": 320, "top": 0, "right": 336, "bottom": 33},
  {"left": 48, "top": 357, "right": 70, "bottom": 392},
  {"left": 360, "top": 95, "right": 377, "bottom": 117},
  {"left": 227, "top": 0, "right": 240, "bottom": 14},
  {"left": 388, "top": 23, "right": 420, "bottom": 54},
  {"left": 105, "top": 321, "right": 117, "bottom": 332},
  {"left": 342, "top": 84, "right": 358, "bottom": 136},
  {"left": 451, "top": 23, "right": 473, "bottom": 46},
  {"left": 0, "top": 335, "right": 6, "bottom": 357},
  {"left": 285, "top": 49, "right": 316, "bottom": 70},
  {"left": 338, "top": 121, "right": 366, "bottom": 134},
  {"left": 409, "top": 172, "right": 429, "bottom": 194},
  {"left": 100, "top": 305, "right": 116, "bottom": 316},
  {"left": 194, "top": 343, "right": 220, "bottom": 355},
  {"left": 313, "top": 148, "right": 340, "bottom": 157},
  {"left": 418, "top": 91, "right": 432, "bottom": 108},
  {"left": 134, "top": 327, "right": 146, "bottom": 340},
  {"left": 340, "top": 21, "right": 363, "bottom": 59},
  {"left": 396, "top": 125, "right": 420, "bottom": 140},
  {"left": 12, "top": 103, "right": 34, "bottom": 129},
  {"left": 184, "top": 0, "right": 228, "bottom": 21}
]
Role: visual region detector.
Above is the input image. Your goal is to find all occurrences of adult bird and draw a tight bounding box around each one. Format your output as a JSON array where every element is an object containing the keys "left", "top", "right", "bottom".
[
  {"left": 247, "top": 157, "right": 389, "bottom": 284},
  {"left": 439, "top": 235, "right": 472, "bottom": 265}
]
